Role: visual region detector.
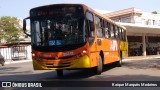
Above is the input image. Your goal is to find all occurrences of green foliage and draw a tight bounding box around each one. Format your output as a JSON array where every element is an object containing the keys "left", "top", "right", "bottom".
[
  {"left": 152, "top": 11, "right": 158, "bottom": 14},
  {"left": 0, "top": 16, "right": 23, "bottom": 44}
]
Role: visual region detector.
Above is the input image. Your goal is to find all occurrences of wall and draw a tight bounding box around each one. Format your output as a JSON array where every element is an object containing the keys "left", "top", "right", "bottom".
[{"left": 0, "top": 45, "right": 31, "bottom": 61}]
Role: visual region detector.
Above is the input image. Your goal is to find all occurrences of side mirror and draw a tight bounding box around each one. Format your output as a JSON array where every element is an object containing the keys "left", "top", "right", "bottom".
[
  {"left": 23, "top": 19, "right": 26, "bottom": 31},
  {"left": 23, "top": 17, "right": 31, "bottom": 37}
]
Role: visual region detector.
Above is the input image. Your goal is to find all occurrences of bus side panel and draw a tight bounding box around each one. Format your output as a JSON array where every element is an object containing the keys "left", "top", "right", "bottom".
[
  {"left": 90, "top": 52, "right": 98, "bottom": 67},
  {"left": 120, "top": 41, "right": 128, "bottom": 58},
  {"left": 104, "top": 40, "right": 120, "bottom": 64},
  {"left": 94, "top": 38, "right": 120, "bottom": 65},
  {"left": 89, "top": 39, "right": 99, "bottom": 67}
]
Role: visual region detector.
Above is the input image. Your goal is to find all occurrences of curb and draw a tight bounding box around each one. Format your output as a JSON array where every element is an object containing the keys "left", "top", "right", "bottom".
[
  {"left": 123, "top": 56, "right": 160, "bottom": 61},
  {"left": 5, "top": 60, "right": 32, "bottom": 65}
]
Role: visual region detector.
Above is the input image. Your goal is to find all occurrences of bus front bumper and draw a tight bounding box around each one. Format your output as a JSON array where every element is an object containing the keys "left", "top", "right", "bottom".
[{"left": 32, "top": 55, "right": 91, "bottom": 70}]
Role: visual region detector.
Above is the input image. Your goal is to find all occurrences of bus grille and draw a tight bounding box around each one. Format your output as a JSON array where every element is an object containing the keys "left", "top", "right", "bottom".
[
  {"left": 42, "top": 55, "right": 75, "bottom": 60},
  {"left": 45, "top": 62, "right": 71, "bottom": 69},
  {"left": 46, "top": 65, "right": 70, "bottom": 68}
]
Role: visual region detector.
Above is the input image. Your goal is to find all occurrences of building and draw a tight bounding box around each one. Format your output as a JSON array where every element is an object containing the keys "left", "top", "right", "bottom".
[
  {"left": 0, "top": 18, "right": 31, "bottom": 61},
  {"left": 105, "top": 8, "right": 160, "bottom": 56}
]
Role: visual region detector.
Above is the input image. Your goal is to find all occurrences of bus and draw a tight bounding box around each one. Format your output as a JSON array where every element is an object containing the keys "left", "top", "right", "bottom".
[{"left": 23, "top": 4, "right": 128, "bottom": 77}]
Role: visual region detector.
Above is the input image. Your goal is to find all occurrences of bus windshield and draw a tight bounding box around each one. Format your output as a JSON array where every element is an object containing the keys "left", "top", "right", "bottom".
[{"left": 31, "top": 9, "right": 86, "bottom": 47}]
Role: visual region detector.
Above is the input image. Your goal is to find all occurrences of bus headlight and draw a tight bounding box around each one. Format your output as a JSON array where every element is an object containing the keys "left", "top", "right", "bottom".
[
  {"left": 73, "top": 54, "right": 82, "bottom": 59},
  {"left": 74, "top": 50, "right": 87, "bottom": 59},
  {"left": 82, "top": 50, "right": 87, "bottom": 54},
  {"left": 32, "top": 53, "right": 35, "bottom": 57}
]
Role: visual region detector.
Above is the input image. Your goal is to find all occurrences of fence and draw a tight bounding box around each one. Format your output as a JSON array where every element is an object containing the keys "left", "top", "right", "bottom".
[{"left": 0, "top": 45, "right": 31, "bottom": 61}]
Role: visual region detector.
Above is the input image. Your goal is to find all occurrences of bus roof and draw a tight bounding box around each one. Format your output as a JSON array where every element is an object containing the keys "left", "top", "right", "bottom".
[
  {"left": 30, "top": 3, "right": 126, "bottom": 30},
  {"left": 30, "top": 3, "right": 85, "bottom": 11}
]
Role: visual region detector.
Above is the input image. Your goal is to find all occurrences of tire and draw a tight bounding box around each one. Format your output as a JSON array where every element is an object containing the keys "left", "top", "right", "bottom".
[
  {"left": 2, "top": 62, "right": 4, "bottom": 66},
  {"left": 117, "top": 52, "right": 122, "bottom": 67},
  {"left": 56, "top": 70, "right": 63, "bottom": 78},
  {"left": 97, "top": 55, "right": 103, "bottom": 75}
]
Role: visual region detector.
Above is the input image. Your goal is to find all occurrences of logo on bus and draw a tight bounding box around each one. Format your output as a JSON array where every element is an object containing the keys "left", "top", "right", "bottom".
[
  {"left": 63, "top": 52, "right": 74, "bottom": 57},
  {"left": 110, "top": 40, "right": 118, "bottom": 51}
]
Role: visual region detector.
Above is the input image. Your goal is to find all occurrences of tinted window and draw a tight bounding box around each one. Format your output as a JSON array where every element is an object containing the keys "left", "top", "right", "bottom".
[
  {"left": 86, "top": 12, "right": 94, "bottom": 37},
  {"left": 104, "top": 21, "right": 110, "bottom": 38},
  {"left": 96, "top": 16, "right": 103, "bottom": 38},
  {"left": 121, "top": 29, "right": 126, "bottom": 41},
  {"left": 115, "top": 26, "right": 119, "bottom": 39},
  {"left": 110, "top": 24, "right": 115, "bottom": 38}
]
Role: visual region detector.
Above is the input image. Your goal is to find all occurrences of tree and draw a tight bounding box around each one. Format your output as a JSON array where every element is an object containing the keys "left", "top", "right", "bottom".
[
  {"left": 152, "top": 11, "right": 158, "bottom": 14},
  {"left": 0, "top": 16, "right": 23, "bottom": 44}
]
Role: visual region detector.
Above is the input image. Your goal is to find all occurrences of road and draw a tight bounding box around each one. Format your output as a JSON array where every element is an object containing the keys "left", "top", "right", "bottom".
[{"left": 0, "top": 58, "right": 160, "bottom": 90}]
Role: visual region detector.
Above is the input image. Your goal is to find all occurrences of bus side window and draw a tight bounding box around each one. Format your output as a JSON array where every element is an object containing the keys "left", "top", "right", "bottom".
[
  {"left": 115, "top": 26, "right": 119, "bottom": 39},
  {"left": 121, "top": 29, "right": 126, "bottom": 41},
  {"left": 104, "top": 21, "right": 110, "bottom": 38},
  {"left": 118, "top": 27, "right": 121, "bottom": 40},
  {"left": 120, "top": 28, "right": 123, "bottom": 40},
  {"left": 107, "top": 22, "right": 111, "bottom": 38},
  {"left": 86, "top": 12, "right": 94, "bottom": 37},
  {"left": 110, "top": 24, "right": 115, "bottom": 38},
  {"left": 96, "top": 16, "right": 103, "bottom": 38},
  {"left": 124, "top": 30, "right": 126, "bottom": 41}
]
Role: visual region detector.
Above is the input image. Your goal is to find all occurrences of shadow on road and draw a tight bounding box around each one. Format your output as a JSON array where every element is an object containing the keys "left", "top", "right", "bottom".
[
  {"left": 44, "top": 64, "right": 116, "bottom": 80},
  {"left": 0, "top": 63, "right": 116, "bottom": 81},
  {"left": 1, "top": 60, "right": 160, "bottom": 90},
  {"left": 0, "top": 59, "right": 160, "bottom": 81},
  {"left": 0, "top": 70, "right": 160, "bottom": 81}
]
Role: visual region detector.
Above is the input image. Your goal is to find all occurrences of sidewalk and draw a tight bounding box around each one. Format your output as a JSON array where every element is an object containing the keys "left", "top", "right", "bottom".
[
  {"left": 124, "top": 55, "right": 160, "bottom": 61},
  {"left": 5, "top": 59, "right": 32, "bottom": 65},
  {"left": 4, "top": 55, "right": 160, "bottom": 65}
]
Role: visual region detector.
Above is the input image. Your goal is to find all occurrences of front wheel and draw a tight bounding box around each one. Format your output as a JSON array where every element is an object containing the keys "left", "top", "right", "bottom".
[
  {"left": 1, "top": 61, "right": 5, "bottom": 66},
  {"left": 2, "top": 62, "right": 4, "bottom": 66},
  {"left": 56, "top": 70, "right": 63, "bottom": 78},
  {"left": 116, "top": 52, "right": 122, "bottom": 67},
  {"left": 96, "top": 55, "right": 103, "bottom": 75}
]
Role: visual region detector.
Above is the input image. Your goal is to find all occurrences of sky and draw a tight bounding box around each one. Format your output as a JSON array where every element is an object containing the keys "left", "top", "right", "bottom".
[{"left": 0, "top": 0, "right": 160, "bottom": 19}]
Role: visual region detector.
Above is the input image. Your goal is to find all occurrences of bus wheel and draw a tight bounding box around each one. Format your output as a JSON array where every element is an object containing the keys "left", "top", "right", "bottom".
[
  {"left": 117, "top": 52, "right": 122, "bottom": 67},
  {"left": 2, "top": 62, "right": 4, "bottom": 66},
  {"left": 97, "top": 55, "right": 103, "bottom": 75},
  {"left": 56, "top": 70, "right": 63, "bottom": 78}
]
